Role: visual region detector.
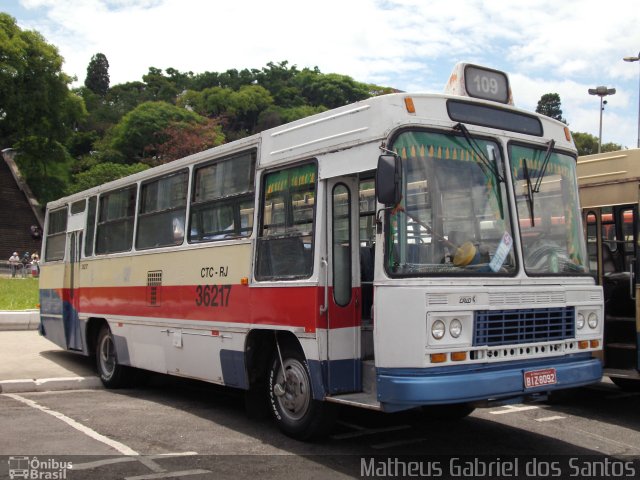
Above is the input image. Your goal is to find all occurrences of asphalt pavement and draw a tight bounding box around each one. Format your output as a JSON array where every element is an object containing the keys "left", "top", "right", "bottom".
[{"left": 0, "top": 328, "right": 102, "bottom": 393}]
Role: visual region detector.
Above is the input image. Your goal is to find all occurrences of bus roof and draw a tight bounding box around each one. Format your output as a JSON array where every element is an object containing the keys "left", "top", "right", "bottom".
[{"left": 47, "top": 90, "right": 575, "bottom": 210}]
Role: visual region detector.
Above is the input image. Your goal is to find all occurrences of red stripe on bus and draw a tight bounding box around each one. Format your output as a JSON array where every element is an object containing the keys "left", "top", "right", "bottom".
[{"left": 51, "top": 285, "right": 362, "bottom": 332}]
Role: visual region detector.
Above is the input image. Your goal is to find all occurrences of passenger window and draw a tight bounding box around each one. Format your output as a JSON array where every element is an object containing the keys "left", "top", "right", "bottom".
[
  {"left": 189, "top": 150, "right": 255, "bottom": 242},
  {"left": 137, "top": 170, "right": 188, "bottom": 249},
  {"left": 96, "top": 186, "right": 137, "bottom": 254},
  {"left": 256, "top": 163, "right": 317, "bottom": 280},
  {"left": 45, "top": 207, "right": 67, "bottom": 261}
]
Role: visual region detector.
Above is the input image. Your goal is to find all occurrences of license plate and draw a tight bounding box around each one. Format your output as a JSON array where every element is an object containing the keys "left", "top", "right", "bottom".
[{"left": 524, "top": 368, "right": 557, "bottom": 388}]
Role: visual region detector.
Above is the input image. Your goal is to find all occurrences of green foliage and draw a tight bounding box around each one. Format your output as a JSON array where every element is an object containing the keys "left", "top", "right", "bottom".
[
  {"left": 2, "top": 16, "right": 394, "bottom": 202},
  {"left": 15, "top": 136, "right": 74, "bottom": 204},
  {"left": 68, "top": 162, "right": 149, "bottom": 194},
  {"left": 536, "top": 93, "right": 566, "bottom": 124},
  {"left": 0, "top": 13, "right": 80, "bottom": 145},
  {"left": 85, "top": 53, "right": 110, "bottom": 96},
  {"left": 0, "top": 277, "right": 39, "bottom": 310},
  {"left": 104, "top": 101, "right": 205, "bottom": 162},
  {"left": 572, "top": 131, "right": 623, "bottom": 156}
]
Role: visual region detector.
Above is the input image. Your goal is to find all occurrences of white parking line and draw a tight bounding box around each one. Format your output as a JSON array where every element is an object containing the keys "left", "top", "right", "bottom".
[
  {"left": 489, "top": 405, "right": 539, "bottom": 415},
  {"left": 73, "top": 453, "right": 198, "bottom": 471},
  {"left": 3, "top": 392, "right": 138, "bottom": 455},
  {"left": 124, "top": 470, "right": 211, "bottom": 480},
  {"left": 535, "top": 415, "right": 565, "bottom": 422},
  {"left": 125, "top": 470, "right": 210, "bottom": 480}
]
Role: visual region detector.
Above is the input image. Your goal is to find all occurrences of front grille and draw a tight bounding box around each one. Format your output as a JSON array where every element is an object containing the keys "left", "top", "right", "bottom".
[{"left": 474, "top": 307, "right": 574, "bottom": 347}]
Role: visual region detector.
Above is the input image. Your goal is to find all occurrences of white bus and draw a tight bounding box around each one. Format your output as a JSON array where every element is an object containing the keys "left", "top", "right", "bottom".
[{"left": 39, "top": 63, "right": 603, "bottom": 439}]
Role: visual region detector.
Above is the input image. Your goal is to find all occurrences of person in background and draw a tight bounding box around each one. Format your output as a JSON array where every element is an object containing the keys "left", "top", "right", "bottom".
[
  {"left": 31, "top": 253, "right": 40, "bottom": 276},
  {"left": 8, "top": 252, "right": 20, "bottom": 278},
  {"left": 21, "top": 252, "right": 30, "bottom": 278}
]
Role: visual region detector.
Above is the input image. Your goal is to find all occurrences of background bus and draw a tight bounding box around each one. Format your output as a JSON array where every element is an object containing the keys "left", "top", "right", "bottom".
[
  {"left": 577, "top": 148, "right": 640, "bottom": 390},
  {"left": 39, "top": 63, "right": 603, "bottom": 440}
]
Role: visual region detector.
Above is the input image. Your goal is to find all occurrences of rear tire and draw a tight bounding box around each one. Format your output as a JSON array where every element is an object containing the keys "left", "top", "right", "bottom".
[
  {"left": 267, "top": 348, "right": 335, "bottom": 440},
  {"left": 96, "top": 325, "right": 132, "bottom": 388}
]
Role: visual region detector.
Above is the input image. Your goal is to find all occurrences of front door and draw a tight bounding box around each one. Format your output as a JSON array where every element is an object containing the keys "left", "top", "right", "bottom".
[{"left": 325, "top": 177, "right": 361, "bottom": 393}]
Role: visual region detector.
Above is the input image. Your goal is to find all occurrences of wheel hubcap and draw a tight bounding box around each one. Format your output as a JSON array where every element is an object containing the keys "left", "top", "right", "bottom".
[
  {"left": 99, "top": 333, "right": 116, "bottom": 379},
  {"left": 274, "top": 359, "right": 310, "bottom": 421}
]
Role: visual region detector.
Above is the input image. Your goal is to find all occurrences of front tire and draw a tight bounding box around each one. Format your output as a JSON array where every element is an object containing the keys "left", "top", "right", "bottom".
[
  {"left": 96, "top": 325, "right": 132, "bottom": 388},
  {"left": 267, "top": 348, "right": 335, "bottom": 440}
]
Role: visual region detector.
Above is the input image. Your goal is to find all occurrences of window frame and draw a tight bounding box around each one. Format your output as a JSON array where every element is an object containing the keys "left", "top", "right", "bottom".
[{"left": 95, "top": 184, "right": 137, "bottom": 255}]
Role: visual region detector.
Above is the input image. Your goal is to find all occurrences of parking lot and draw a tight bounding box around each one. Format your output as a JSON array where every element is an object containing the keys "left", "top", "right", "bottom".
[{"left": 1, "top": 331, "right": 639, "bottom": 479}]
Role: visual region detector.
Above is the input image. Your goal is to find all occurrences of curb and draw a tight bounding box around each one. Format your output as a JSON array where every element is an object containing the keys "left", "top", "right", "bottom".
[
  {"left": 0, "top": 310, "right": 39, "bottom": 331},
  {"left": 0, "top": 376, "right": 103, "bottom": 394}
]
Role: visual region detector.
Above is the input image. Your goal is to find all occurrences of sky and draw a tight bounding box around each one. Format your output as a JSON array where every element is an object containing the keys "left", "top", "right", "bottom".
[{"left": 3, "top": 0, "right": 640, "bottom": 148}]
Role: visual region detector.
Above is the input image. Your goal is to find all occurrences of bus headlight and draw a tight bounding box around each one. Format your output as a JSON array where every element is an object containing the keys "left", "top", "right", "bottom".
[
  {"left": 450, "top": 318, "right": 463, "bottom": 338},
  {"left": 576, "top": 313, "right": 585, "bottom": 330},
  {"left": 587, "top": 312, "right": 599, "bottom": 329},
  {"left": 431, "top": 320, "right": 446, "bottom": 340}
]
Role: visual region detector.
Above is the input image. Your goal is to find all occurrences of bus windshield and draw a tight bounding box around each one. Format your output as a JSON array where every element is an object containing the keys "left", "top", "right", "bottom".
[
  {"left": 510, "top": 144, "right": 588, "bottom": 275},
  {"left": 385, "top": 130, "right": 516, "bottom": 276}
]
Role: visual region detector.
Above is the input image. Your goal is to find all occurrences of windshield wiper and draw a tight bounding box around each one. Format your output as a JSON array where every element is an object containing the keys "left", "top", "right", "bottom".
[
  {"left": 532, "top": 139, "right": 556, "bottom": 193},
  {"left": 523, "top": 158, "right": 536, "bottom": 227},
  {"left": 521, "top": 139, "right": 555, "bottom": 227},
  {"left": 453, "top": 123, "right": 504, "bottom": 183}
]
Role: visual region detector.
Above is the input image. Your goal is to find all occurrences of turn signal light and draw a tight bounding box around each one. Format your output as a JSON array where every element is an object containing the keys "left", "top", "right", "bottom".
[
  {"left": 578, "top": 340, "right": 589, "bottom": 349},
  {"left": 564, "top": 127, "right": 572, "bottom": 142},
  {"left": 590, "top": 339, "right": 600, "bottom": 349},
  {"left": 240, "top": 277, "right": 249, "bottom": 286},
  {"left": 451, "top": 352, "right": 467, "bottom": 362},
  {"left": 404, "top": 97, "right": 416, "bottom": 113},
  {"left": 430, "top": 353, "right": 447, "bottom": 363}
]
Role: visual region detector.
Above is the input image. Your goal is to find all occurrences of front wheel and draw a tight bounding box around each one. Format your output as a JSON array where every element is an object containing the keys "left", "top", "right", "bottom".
[
  {"left": 96, "top": 325, "right": 132, "bottom": 388},
  {"left": 267, "top": 348, "right": 335, "bottom": 440}
]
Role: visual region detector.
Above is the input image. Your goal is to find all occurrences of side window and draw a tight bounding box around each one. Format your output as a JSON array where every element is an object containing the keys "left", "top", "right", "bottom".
[
  {"left": 84, "top": 196, "right": 97, "bottom": 257},
  {"left": 45, "top": 208, "right": 67, "bottom": 261},
  {"left": 189, "top": 150, "right": 255, "bottom": 242},
  {"left": 256, "top": 163, "right": 317, "bottom": 280},
  {"left": 137, "top": 170, "right": 188, "bottom": 249},
  {"left": 96, "top": 186, "right": 137, "bottom": 254}
]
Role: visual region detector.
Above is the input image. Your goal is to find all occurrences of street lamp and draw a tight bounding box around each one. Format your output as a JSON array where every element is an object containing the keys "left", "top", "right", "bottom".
[
  {"left": 588, "top": 86, "right": 616, "bottom": 153},
  {"left": 623, "top": 52, "right": 640, "bottom": 149}
]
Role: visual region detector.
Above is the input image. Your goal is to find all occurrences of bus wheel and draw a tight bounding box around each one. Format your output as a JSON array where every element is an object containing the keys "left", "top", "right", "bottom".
[
  {"left": 96, "top": 325, "right": 131, "bottom": 388},
  {"left": 267, "top": 349, "right": 334, "bottom": 440},
  {"left": 611, "top": 377, "right": 640, "bottom": 392},
  {"left": 421, "top": 403, "right": 475, "bottom": 421}
]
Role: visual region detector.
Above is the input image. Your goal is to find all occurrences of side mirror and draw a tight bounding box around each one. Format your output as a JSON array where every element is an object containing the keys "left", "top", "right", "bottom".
[{"left": 376, "top": 154, "right": 402, "bottom": 207}]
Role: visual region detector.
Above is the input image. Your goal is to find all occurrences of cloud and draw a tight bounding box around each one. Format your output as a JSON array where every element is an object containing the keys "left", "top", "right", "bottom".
[{"left": 9, "top": 0, "right": 640, "bottom": 147}]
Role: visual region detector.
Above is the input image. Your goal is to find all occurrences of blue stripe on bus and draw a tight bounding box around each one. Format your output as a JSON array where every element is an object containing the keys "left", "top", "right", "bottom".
[
  {"left": 376, "top": 354, "right": 602, "bottom": 412},
  {"left": 220, "top": 349, "right": 248, "bottom": 389}
]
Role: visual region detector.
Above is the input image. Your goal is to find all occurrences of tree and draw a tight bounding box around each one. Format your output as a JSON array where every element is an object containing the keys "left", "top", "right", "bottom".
[
  {"left": 103, "top": 101, "right": 209, "bottom": 162},
  {"left": 536, "top": 93, "right": 566, "bottom": 124},
  {"left": 150, "top": 119, "right": 224, "bottom": 165},
  {"left": 85, "top": 53, "right": 110, "bottom": 96},
  {"left": 0, "top": 13, "right": 81, "bottom": 146},
  {"left": 572, "top": 131, "right": 623, "bottom": 156},
  {"left": 68, "top": 162, "right": 148, "bottom": 194},
  {"left": 0, "top": 13, "right": 85, "bottom": 202}
]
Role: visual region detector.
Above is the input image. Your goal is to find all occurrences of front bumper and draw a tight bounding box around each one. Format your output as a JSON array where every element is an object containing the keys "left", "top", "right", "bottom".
[{"left": 377, "top": 355, "right": 602, "bottom": 412}]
